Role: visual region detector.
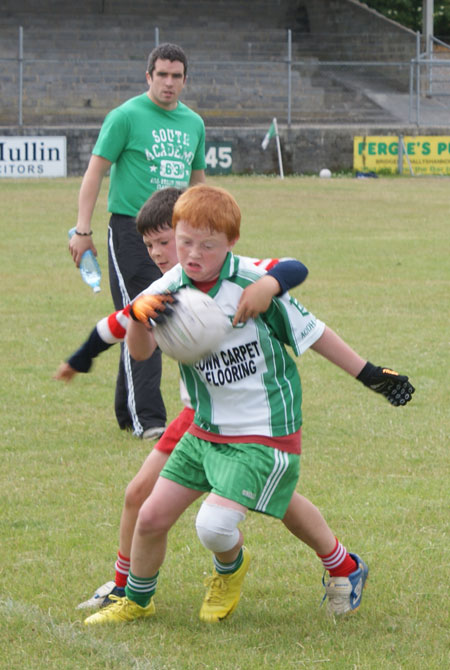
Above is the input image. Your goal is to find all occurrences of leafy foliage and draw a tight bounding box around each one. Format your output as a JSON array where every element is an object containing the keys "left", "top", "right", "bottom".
[{"left": 364, "top": 0, "right": 450, "bottom": 39}]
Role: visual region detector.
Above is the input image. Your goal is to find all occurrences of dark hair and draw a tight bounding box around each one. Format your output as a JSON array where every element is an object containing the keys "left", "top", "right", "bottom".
[
  {"left": 147, "top": 43, "right": 188, "bottom": 77},
  {"left": 136, "top": 187, "right": 185, "bottom": 236}
]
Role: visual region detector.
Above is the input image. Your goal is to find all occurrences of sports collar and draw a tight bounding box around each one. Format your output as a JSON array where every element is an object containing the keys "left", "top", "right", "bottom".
[{"left": 180, "top": 252, "right": 238, "bottom": 297}]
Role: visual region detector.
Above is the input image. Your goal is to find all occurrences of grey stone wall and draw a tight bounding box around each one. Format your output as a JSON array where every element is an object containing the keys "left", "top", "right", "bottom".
[
  {"left": 292, "top": 0, "right": 417, "bottom": 91},
  {"left": 299, "top": 0, "right": 416, "bottom": 61},
  {"left": 1, "top": 124, "right": 448, "bottom": 177}
]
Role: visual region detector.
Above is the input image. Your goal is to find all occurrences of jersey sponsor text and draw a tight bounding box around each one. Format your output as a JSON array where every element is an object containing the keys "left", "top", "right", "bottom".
[{"left": 194, "top": 340, "right": 261, "bottom": 387}]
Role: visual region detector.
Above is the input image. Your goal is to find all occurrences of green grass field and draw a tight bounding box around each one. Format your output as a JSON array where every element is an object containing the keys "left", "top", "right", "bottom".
[{"left": 1, "top": 175, "right": 448, "bottom": 670}]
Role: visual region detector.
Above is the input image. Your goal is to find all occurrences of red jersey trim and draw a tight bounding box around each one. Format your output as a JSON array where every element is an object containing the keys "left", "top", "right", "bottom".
[
  {"left": 107, "top": 311, "right": 127, "bottom": 340},
  {"left": 188, "top": 424, "right": 302, "bottom": 455}
]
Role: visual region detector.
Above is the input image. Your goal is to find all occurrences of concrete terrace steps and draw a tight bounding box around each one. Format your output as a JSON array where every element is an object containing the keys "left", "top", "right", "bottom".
[
  {"left": 1, "top": 66, "right": 398, "bottom": 127},
  {"left": 7, "top": 54, "right": 395, "bottom": 125},
  {"left": 0, "top": 0, "right": 298, "bottom": 25},
  {"left": 0, "top": 2, "right": 401, "bottom": 125},
  {"left": 0, "top": 18, "right": 292, "bottom": 61}
]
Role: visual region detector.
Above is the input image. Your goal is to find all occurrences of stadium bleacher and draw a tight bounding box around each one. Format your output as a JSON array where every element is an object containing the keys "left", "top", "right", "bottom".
[{"left": 0, "top": 0, "right": 419, "bottom": 126}]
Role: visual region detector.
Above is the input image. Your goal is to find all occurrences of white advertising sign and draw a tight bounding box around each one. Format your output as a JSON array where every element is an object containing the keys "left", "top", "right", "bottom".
[{"left": 0, "top": 136, "right": 67, "bottom": 177}]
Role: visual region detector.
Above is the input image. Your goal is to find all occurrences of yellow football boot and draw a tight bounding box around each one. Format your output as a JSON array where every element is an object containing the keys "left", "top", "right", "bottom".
[
  {"left": 199, "top": 547, "right": 251, "bottom": 623},
  {"left": 84, "top": 595, "right": 155, "bottom": 625}
]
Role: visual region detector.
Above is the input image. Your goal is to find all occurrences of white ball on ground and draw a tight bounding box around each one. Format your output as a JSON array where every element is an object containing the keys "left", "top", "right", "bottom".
[
  {"left": 153, "top": 287, "right": 230, "bottom": 364},
  {"left": 319, "top": 168, "right": 332, "bottom": 178}
]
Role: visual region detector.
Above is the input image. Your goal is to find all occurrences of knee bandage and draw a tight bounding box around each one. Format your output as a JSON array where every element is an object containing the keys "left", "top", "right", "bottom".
[{"left": 195, "top": 502, "right": 246, "bottom": 553}]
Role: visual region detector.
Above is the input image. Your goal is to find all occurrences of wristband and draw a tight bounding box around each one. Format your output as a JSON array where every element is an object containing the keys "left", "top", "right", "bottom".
[
  {"left": 356, "top": 361, "right": 377, "bottom": 385},
  {"left": 74, "top": 230, "right": 93, "bottom": 236}
]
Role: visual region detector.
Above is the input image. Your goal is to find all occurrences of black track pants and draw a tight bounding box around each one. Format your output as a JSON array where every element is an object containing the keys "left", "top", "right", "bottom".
[{"left": 107, "top": 214, "right": 166, "bottom": 435}]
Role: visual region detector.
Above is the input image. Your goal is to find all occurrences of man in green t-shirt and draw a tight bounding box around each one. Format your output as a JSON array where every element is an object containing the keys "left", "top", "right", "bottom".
[{"left": 69, "top": 43, "right": 206, "bottom": 440}]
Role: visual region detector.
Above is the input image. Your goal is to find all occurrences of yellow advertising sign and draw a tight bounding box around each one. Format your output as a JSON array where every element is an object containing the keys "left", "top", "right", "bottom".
[{"left": 354, "top": 136, "right": 450, "bottom": 175}]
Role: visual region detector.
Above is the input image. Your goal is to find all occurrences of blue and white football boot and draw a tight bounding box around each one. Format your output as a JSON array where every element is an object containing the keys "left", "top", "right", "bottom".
[
  {"left": 77, "top": 581, "right": 125, "bottom": 610},
  {"left": 322, "top": 553, "right": 369, "bottom": 615}
]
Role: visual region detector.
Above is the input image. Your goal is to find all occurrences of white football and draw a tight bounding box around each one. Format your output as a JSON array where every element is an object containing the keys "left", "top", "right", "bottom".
[
  {"left": 319, "top": 168, "right": 332, "bottom": 178},
  {"left": 153, "top": 287, "right": 230, "bottom": 364}
]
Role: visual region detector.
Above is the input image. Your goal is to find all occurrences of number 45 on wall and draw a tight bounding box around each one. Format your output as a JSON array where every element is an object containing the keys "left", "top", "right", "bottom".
[{"left": 205, "top": 142, "right": 232, "bottom": 175}]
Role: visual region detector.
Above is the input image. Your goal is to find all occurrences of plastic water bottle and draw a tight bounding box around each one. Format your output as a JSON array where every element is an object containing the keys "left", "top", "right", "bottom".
[{"left": 68, "top": 227, "right": 102, "bottom": 293}]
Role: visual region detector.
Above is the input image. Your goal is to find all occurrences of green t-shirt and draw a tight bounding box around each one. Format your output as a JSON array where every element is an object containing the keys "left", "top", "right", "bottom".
[{"left": 93, "top": 93, "right": 206, "bottom": 216}]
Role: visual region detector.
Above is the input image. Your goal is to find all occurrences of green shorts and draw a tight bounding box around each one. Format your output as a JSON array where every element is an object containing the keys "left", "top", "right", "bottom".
[{"left": 160, "top": 432, "right": 300, "bottom": 519}]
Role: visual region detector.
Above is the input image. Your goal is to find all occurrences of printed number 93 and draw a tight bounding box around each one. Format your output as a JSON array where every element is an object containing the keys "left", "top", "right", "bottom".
[{"left": 160, "top": 160, "right": 185, "bottom": 179}]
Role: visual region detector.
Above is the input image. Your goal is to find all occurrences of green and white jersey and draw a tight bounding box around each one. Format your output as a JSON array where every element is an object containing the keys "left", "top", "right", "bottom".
[
  {"left": 144, "top": 253, "right": 325, "bottom": 438},
  {"left": 93, "top": 93, "right": 206, "bottom": 217}
]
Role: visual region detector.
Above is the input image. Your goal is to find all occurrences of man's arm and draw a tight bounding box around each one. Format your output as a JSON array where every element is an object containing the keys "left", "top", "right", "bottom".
[
  {"left": 189, "top": 169, "right": 206, "bottom": 186},
  {"left": 69, "top": 154, "right": 111, "bottom": 267}
]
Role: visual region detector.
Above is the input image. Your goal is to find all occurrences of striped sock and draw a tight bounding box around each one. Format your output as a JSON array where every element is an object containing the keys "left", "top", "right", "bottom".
[
  {"left": 115, "top": 551, "right": 130, "bottom": 588},
  {"left": 318, "top": 538, "right": 357, "bottom": 577},
  {"left": 125, "top": 571, "right": 158, "bottom": 608},
  {"left": 213, "top": 548, "right": 243, "bottom": 575}
]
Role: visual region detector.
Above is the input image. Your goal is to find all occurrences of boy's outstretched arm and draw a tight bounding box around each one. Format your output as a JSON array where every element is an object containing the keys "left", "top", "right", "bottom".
[
  {"left": 310, "top": 326, "right": 366, "bottom": 376},
  {"left": 53, "top": 308, "right": 130, "bottom": 381},
  {"left": 233, "top": 259, "right": 308, "bottom": 325},
  {"left": 54, "top": 291, "right": 169, "bottom": 378},
  {"left": 54, "top": 361, "right": 81, "bottom": 382},
  {"left": 311, "top": 326, "right": 415, "bottom": 406}
]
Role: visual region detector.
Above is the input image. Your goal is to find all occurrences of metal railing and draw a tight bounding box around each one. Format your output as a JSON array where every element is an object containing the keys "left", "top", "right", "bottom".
[
  {"left": 409, "top": 30, "right": 450, "bottom": 125},
  {"left": 2, "top": 26, "right": 449, "bottom": 128}
]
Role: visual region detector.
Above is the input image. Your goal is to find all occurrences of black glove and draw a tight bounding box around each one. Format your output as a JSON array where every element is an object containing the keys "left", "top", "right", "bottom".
[{"left": 357, "top": 361, "right": 415, "bottom": 406}]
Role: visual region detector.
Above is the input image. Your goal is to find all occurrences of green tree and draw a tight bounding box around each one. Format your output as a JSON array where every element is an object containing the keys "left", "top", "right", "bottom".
[
  {"left": 434, "top": 2, "right": 450, "bottom": 38},
  {"left": 364, "top": 1, "right": 450, "bottom": 39}
]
